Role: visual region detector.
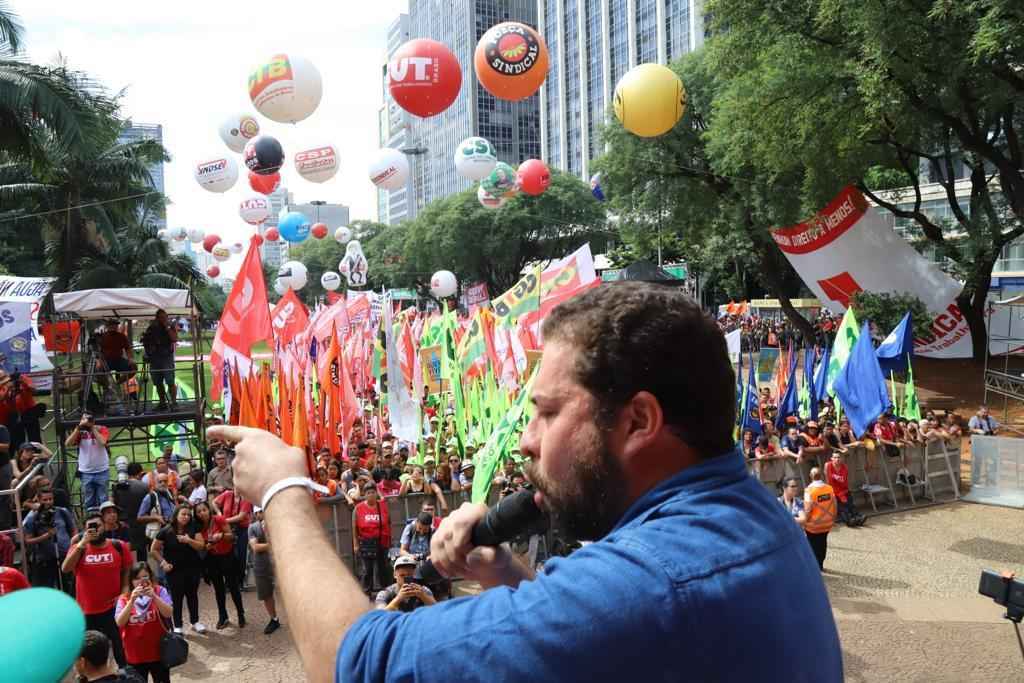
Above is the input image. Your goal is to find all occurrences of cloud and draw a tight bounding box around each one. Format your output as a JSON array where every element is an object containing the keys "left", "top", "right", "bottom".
[{"left": 13, "top": 0, "right": 406, "bottom": 277}]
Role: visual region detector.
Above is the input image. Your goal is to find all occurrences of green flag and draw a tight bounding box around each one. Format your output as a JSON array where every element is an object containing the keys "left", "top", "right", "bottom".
[
  {"left": 902, "top": 359, "right": 921, "bottom": 421},
  {"left": 826, "top": 308, "right": 859, "bottom": 395},
  {"left": 889, "top": 371, "right": 899, "bottom": 417},
  {"left": 472, "top": 363, "right": 539, "bottom": 504},
  {"left": 440, "top": 304, "right": 468, "bottom": 451}
]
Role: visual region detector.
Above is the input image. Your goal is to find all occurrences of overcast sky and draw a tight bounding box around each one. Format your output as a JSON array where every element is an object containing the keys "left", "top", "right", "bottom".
[{"left": 13, "top": 0, "right": 405, "bottom": 275}]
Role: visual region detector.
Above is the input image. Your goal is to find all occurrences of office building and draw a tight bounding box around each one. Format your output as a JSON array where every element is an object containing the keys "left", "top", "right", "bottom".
[
  {"left": 538, "top": 0, "right": 706, "bottom": 179},
  {"left": 260, "top": 187, "right": 292, "bottom": 269},
  {"left": 178, "top": 239, "right": 216, "bottom": 280},
  {"left": 379, "top": 14, "right": 416, "bottom": 224},
  {"left": 117, "top": 120, "right": 167, "bottom": 230},
  {"left": 379, "top": 1, "right": 542, "bottom": 223}
]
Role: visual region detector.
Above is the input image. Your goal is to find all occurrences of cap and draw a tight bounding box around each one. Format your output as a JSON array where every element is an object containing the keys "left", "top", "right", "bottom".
[
  {"left": 394, "top": 555, "right": 418, "bottom": 569},
  {"left": 98, "top": 501, "right": 120, "bottom": 513},
  {"left": 429, "top": 416, "right": 439, "bottom": 423},
  {"left": 461, "top": 462, "right": 475, "bottom": 472},
  {"left": 84, "top": 507, "right": 103, "bottom": 520},
  {"left": 423, "top": 457, "right": 435, "bottom": 464},
  {"left": 805, "top": 421, "right": 819, "bottom": 430}
]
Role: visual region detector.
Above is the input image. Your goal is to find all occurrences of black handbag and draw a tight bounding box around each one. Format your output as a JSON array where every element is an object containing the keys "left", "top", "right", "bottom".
[{"left": 160, "top": 626, "right": 189, "bottom": 668}]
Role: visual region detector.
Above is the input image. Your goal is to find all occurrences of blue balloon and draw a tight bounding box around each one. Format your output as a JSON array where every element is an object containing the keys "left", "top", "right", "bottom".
[
  {"left": 278, "top": 211, "right": 311, "bottom": 243},
  {"left": 0, "top": 587, "right": 85, "bottom": 681}
]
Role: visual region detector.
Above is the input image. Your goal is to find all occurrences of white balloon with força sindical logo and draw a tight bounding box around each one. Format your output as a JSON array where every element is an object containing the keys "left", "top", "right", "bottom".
[{"left": 368, "top": 148, "right": 409, "bottom": 191}]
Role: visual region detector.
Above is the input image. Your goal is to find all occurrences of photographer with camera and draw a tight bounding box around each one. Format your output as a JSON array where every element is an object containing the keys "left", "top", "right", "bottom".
[
  {"left": 2, "top": 370, "right": 45, "bottom": 449},
  {"left": 64, "top": 507, "right": 132, "bottom": 671},
  {"left": 22, "top": 487, "right": 76, "bottom": 590},
  {"left": 66, "top": 413, "right": 111, "bottom": 510},
  {"left": 140, "top": 310, "right": 178, "bottom": 412},
  {"left": 376, "top": 555, "right": 436, "bottom": 613},
  {"left": 399, "top": 512, "right": 434, "bottom": 560}
]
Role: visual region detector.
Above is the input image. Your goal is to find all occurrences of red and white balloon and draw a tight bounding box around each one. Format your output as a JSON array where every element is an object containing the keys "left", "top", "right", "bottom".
[
  {"left": 206, "top": 265, "right": 220, "bottom": 279},
  {"left": 516, "top": 159, "right": 550, "bottom": 195},
  {"left": 294, "top": 143, "right": 339, "bottom": 183},
  {"left": 194, "top": 156, "right": 238, "bottom": 193},
  {"left": 202, "top": 234, "right": 221, "bottom": 253},
  {"left": 239, "top": 194, "right": 271, "bottom": 225},
  {"left": 387, "top": 39, "right": 462, "bottom": 117},
  {"left": 311, "top": 223, "right": 328, "bottom": 239}
]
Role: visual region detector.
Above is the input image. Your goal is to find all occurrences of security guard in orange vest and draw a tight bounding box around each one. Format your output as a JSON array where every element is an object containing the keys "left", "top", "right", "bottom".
[{"left": 803, "top": 467, "right": 836, "bottom": 570}]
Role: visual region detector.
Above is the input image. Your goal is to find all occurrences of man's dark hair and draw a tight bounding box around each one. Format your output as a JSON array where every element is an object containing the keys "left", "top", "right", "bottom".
[
  {"left": 126, "top": 462, "right": 144, "bottom": 477},
  {"left": 79, "top": 629, "right": 111, "bottom": 667},
  {"left": 416, "top": 512, "right": 433, "bottom": 527},
  {"left": 542, "top": 282, "right": 736, "bottom": 457},
  {"left": 37, "top": 487, "right": 54, "bottom": 497}
]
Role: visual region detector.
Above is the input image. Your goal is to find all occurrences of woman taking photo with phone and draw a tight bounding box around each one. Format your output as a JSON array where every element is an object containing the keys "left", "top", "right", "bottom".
[
  {"left": 150, "top": 504, "right": 207, "bottom": 634},
  {"left": 115, "top": 562, "right": 173, "bottom": 682},
  {"left": 194, "top": 500, "right": 245, "bottom": 629}
]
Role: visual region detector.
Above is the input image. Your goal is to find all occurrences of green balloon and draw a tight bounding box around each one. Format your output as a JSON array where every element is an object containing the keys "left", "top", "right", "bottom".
[{"left": 0, "top": 588, "right": 85, "bottom": 681}]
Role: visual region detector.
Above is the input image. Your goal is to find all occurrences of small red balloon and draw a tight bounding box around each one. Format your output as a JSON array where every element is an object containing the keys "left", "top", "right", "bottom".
[
  {"left": 248, "top": 170, "right": 281, "bottom": 195},
  {"left": 206, "top": 265, "right": 220, "bottom": 278},
  {"left": 311, "top": 222, "right": 328, "bottom": 239},
  {"left": 517, "top": 159, "right": 550, "bottom": 195},
  {"left": 388, "top": 39, "right": 463, "bottom": 117},
  {"left": 202, "top": 234, "right": 222, "bottom": 253},
  {"left": 265, "top": 227, "right": 280, "bottom": 241}
]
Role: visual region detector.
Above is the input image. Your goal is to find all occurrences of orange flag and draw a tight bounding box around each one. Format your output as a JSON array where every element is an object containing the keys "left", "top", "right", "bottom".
[
  {"left": 238, "top": 376, "right": 257, "bottom": 428},
  {"left": 228, "top": 361, "right": 243, "bottom": 425},
  {"left": 279, "top": 372, "right": 293, "bottom": 446},
  {"left": 292, "top": 381, "right": 315, "bottom": 476}
]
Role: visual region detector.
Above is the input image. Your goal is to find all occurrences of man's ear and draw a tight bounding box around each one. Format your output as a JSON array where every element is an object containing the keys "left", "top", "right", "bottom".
[{"left": 619, "top": 391, "right": 664, "bottom": 459}]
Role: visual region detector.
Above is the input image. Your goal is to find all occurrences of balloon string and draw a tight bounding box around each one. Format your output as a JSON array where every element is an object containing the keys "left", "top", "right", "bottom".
[{"left": 0, "top": 191, "right": 162, "bottom": 224}]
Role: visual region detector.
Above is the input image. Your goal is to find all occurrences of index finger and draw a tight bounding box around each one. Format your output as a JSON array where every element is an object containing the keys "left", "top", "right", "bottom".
[{"left": 206, "top": 424, "right": 266, "bottom": 445}]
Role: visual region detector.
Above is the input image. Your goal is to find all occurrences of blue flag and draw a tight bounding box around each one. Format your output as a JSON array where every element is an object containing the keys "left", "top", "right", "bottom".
[
  {"left": 813, "top": 345, "right": 831, "bottom": 405},
  {"left": 775, "top": 355, "right": 800, "bottom": 430},
  {"left": 834, "top": 322, "right": 890, "bottom": 437},
  {"left": 876, "top": 312, "right": 913, "bottom": 374},
  {"left": 735, "top": 354, "right": 744, "bottom": 418},
  {"left": 741, "top": 352, "right": 762, "bottom": 436},
  {"left": 804, "top": 347, "right": 818, "bottom": 422}
]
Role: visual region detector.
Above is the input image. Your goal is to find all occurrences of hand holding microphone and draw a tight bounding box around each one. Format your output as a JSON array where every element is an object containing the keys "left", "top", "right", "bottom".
[{"left": 426, "top": 489, "right": 543, "bottom": 588}]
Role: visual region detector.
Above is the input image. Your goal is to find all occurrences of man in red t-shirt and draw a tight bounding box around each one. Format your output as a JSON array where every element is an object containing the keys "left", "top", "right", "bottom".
[
  {"left": 825, "top": 451, "right": 865, "bottom": 527},
  {"left": 62, "top": 508, "right": 131, "bottom": 669},
  {"left": 0, "top": 565, "right": 29, "bottom": 595}
]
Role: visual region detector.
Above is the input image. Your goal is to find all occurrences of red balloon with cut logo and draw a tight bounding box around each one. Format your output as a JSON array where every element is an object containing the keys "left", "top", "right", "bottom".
[
  {"left": 388, "top": 39, "right": 462, "bottom": 117},
  {"left": 516, "top": 158, "right": 550, "bottom": 195},
  {"left": 311, "top": 222, "right": 328, "bottom": 239},
  {"left": 248, "top": 170, "right": 281, "bottom": 195},
  {"left": 264, "top": 227, "right": 280, "bottom": 241},
  {"left": 202, "top": 234, "right": 221, "bottom": 253}
]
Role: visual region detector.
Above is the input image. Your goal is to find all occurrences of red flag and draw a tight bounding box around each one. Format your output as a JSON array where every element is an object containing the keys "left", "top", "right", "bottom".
[
  {"left": 210, "top": 237, "right": 272, "bottom": 400},
  {"left": 398, "top": 318, "right": 416, "bottom": 389},
  {"left": 270, "top": 288, "right": 310, "bottom": 348}
]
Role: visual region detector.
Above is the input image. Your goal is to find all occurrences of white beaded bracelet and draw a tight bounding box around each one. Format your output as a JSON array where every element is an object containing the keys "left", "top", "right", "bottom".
[{"left": 260, "top": 476, "right": 331, "bottom": 513}]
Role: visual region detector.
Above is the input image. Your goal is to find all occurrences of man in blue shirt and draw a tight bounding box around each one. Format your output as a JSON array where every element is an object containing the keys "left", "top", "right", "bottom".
[{"left": 209, "top": 282, "right": 843, "bottom": 682}]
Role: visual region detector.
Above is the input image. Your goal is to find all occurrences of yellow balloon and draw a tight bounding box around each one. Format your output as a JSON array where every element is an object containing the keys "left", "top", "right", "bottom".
[{"left": 613, "top": 63, "right": 686, "bottom": 138}]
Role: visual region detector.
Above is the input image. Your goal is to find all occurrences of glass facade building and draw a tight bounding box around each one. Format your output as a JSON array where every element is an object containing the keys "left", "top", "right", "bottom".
[
  {"left": 379, "top": 1, "right": 541, "bottom": 223},
  {"left": 117, "top": 121, "right": 166, "bottom": 230},
  {"left": 538, "top": 0, "right": 704, "bottom": 179}
]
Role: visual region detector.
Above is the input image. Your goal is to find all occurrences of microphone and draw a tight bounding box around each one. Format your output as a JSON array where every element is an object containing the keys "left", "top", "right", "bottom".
[
  {"left": 470, "top": 488, "right": 544, "bottom": 547},
  {"left": 416, "top": 488, "right": 543, "bottom": 583}
]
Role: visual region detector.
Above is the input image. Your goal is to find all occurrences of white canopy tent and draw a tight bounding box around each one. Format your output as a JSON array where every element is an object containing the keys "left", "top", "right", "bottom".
[{"left": 52, "top": 288, "right": 195, "bottom": 320}]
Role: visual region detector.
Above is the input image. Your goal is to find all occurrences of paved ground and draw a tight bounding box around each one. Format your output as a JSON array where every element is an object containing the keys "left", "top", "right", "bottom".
[{"left": 165, "top": 501, "right": 1022, "bottom": 681}]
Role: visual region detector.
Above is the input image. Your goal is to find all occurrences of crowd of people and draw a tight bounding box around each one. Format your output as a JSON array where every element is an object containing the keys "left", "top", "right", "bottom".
[
  {"left": 717, "top": 309, "right": 843, "bottom": 351},
  {"left": 0, "top": 387, "right": 533, "bottom": 680}
]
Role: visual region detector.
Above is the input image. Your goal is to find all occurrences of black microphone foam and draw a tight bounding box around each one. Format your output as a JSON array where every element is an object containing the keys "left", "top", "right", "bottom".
[{"left": 470, "top": 488, "right": 543, "bottom": 547}]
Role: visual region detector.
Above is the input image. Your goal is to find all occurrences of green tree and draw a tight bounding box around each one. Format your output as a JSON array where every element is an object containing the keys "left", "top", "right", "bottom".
[
  {"left": 849, "top": 292, "right": 932, "bottom": 343},
  {"left": 593, "top": 50, "right": 816, "bottom": 337},
  {"left": 705, "top": 0, "right": 1024, "bottom": 360},
  {"left": 401, "top": 169, "right": 608, "bottom": 294}
]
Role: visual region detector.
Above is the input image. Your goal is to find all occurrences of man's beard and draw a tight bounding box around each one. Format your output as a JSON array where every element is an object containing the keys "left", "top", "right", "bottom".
[{"left": 524, "top": 427, "right": 628, "bottom": 542}]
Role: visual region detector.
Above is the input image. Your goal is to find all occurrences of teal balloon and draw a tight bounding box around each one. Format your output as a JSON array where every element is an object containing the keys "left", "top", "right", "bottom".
[
  {"left": 481, "top": 161, "right": 517, "bottom": 195},
  {"left": 278, "top": 211, "right": 311, "bottom": 243},
  {"left": 0, "top": 588, "right": 85, "bottom": 681}
]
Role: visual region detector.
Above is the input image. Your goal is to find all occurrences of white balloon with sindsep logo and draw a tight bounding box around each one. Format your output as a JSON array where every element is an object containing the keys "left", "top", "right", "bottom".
[
  {"left": 239, "top": 194, "right": 271, "bottom": 225},
  {"left": 194, "top": 155, "right": 238, "bottom": 193},
  {"left": 294, "top": 143, "right": 339, "bottom": 183},
  {"left": 368, "top": 148, "right": 409, "bottom": 191}
]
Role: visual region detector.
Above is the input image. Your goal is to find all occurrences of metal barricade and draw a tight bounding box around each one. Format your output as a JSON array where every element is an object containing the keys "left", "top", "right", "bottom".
[{"left": 0, "top": 460, "right": 51, "bottom": 577}]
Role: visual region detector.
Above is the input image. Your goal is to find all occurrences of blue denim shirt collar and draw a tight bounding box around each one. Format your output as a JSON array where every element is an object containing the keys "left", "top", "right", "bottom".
[{"left": 611, "top": 446, "right": 746, "bottom": 534}]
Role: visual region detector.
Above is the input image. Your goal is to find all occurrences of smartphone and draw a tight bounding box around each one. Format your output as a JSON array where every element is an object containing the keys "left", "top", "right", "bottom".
[{"left": 86, "top": 520, "right": 101, "bottom": 532}]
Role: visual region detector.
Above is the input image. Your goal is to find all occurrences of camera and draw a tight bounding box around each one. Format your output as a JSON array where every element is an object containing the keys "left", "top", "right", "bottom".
[{"left": 36, "top": 507, "right": 55, "bottom": 530}]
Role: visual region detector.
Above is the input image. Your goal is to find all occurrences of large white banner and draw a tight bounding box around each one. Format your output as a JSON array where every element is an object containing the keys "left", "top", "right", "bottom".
[
  {"left": 771, "top": 187, "right": 972, "bottom": 358},
  {"left": 0, "top": 276, "right": 57, "bottom": 384}
]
